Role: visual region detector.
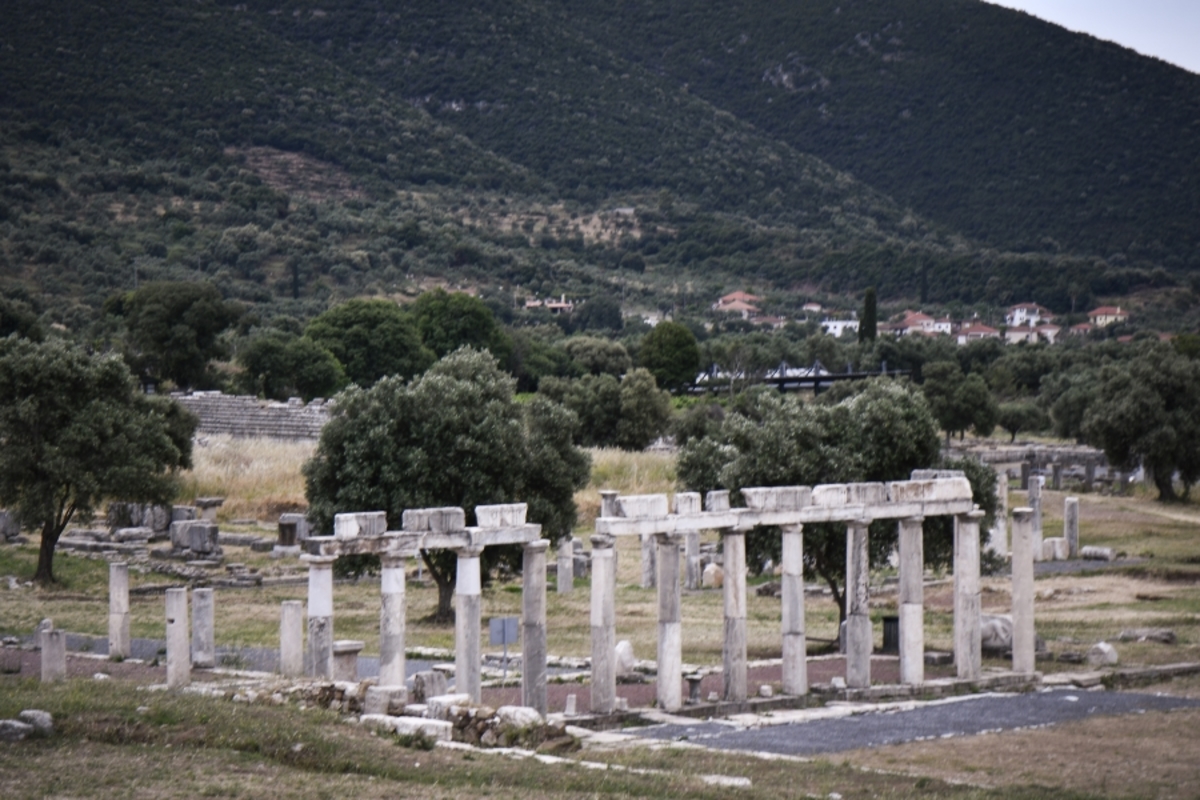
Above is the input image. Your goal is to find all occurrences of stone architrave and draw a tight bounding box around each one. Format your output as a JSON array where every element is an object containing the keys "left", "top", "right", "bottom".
[
  {"left": 302, "top": 554, "right": 336, "bottom": 678},
  {"left": 844, "top": 519, "right": 872, "bottom": 689},
  {"left": 954, "top": 510, "right": 984, "bottom": 681},
  {"left": 40, "top": 628, "right": 66, "bottom": 682},
  {"left": 1011, "top": 508, "right": 1036, "bottom": 674},
  {"left": 455, "top": 545, "right": 484, "bottom": 703},
  {"left": 1064, "top": 497, "right": 1080, "bottom": 559},
  {"left": 722, "top": 530, "right": 748, "bottom": 703},
  {"left": 522, "top": 540, "right": 549, "bottom": 715},
  {"left": 191, "top": 587, "right": 215, "bottom": 669},
  {"left": 898, "top": 516, "right": 925, "bottom": 685},
  {"left": 165, "top": 588, "right": 190, "bottom": 689},
  {"left": 780, "top": 525, "right": 807, "bottom": 695},
  {"left": 557, "top": 538, "right": 574, "bottom": 595},
  {"left": 108, "top": 562, "right": 131, "bottom": 659},
  {"left": 280, "top": 600, "right": 304, "bottom": 677},
  {"left": 655, "top": 532, "right": 683, "bottom": 711},
  {"left": 379, "top": 555, "right": 407, "bottom": 688},
  {"left": 589, "top": 533, "right": 617, "bottom": 714},
  {"left": 988, "top": 470, "right": 1008, "bottom": 556},
  {"left": 1028, "top": 478, "right": 1043, "bottom": 561}
]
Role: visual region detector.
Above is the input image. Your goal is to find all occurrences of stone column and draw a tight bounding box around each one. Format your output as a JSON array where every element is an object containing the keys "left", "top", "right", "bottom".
[
  {"left": 898, "top": 516, "right": 925, "bottom": 685},
  {"left": 590, "top": 533, "right": 617, "bottom": 714},
  {"left": 1051, "top": 462, "right": 1063, "bottom": 491},
  {"left": 684, "top": 532, "right": 701, "bottom": 591},
  {"left": 1064, "top": 497, "right": 1080, "bottom": 559},
  {"left": 1084, "top": 460, "right": 1096, "bottom": 492},
  {"left": 280, "top": 600, "right": 304, "bottom": 677},
  {"left": 640, "top": 533, "right": 657, "bottom": 589},
  {"left": 455, "top": 545, "right": 484, "bottom": 703},
  {"left": 1011, "top": 508, "right": 1036, "bottom": 674},
  {"left": 302, "top": 554, "right": 336, "bottom": 679},
  {"left": 1028, "top": 478, "right": 1043, "bottom": 561},
  {"left": 556, "top": 538, "right": 574, "bottom": 595},
  {"left": 845, "top": 519, "right": 872, "bottom": 689},
  {"left": 722, "top": 530, "right": 747, "bottom": 703},
  {"left": 988, "top": 471, "right": 1008, "bottom": 557},
  {"left": 191, "top": 587, "right": 215, "bottom": 669},
  {"left": 954, "top": 510, "right": 984, "bottom": 681},
  {"left": 1020, "top": 462, "right": 1031, "bottom": 491},
  {"left": 781, "top": 525, "right": 807, "bottom": 695},
  {"left": 40, "top": 628, "right": 66, "bottom": 682},
  {"left": 522, "top": 540, "right": 549, "bottom": 715},
  {"left": 655, "top": 533, "right": 683, "bottom": 711},
  {"left": 108, "top": 562, "right": 131, "bottom": 659},
  {"left": 165, "top": 587, "right": 190, "bottom": 689},
  {"left": 379, "top": 555, "right": 407, "bottom": 688}
]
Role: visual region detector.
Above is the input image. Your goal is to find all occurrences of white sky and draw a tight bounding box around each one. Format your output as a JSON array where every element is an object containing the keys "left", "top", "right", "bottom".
[{"left": 985, "top": 1, "right": 1200, "bottom": 74}]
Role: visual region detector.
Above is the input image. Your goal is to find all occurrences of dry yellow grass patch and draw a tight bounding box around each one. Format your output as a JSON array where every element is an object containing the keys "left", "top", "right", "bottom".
[
  {"left": 575, "top": 448, "right": 677, "bottom": 529},
  {"left": 179, "top": 435, "right": 314, "bottom": 522}
]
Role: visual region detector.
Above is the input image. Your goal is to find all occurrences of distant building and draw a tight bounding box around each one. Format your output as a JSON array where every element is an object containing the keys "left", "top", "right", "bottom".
[
  {"left": 715, "top": 299, "right": 761, "bottom": 319},
  {"left": 888, "top": 310, "right": 951, "bottom": 337},
  {"left": 821, "top": 318, "right": 860, "bottom": 337},
  {"left": 1005, "top": 324, "right": 1059, "bottom": 345},
  {"left": 801, "top": 302, "right": 823, "bottom": 315},
  {"left": 1070, "top": 322, "right": 1093, "bottom": 337},
  {"left": 1088, "top": 305, "right": 1129, "bottom": 327},
  {"left": 956, "top": 323, "right": 1001, "bottom": 345},
  {"left": 1005, "top": 303, "right": 1054, "bottom": 328},
  {"left": 525, "top": 294, "right": 575, "bottom": 315}
]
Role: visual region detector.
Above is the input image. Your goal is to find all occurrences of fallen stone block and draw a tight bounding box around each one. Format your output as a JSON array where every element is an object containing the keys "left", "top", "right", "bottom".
[
  {"left": 1117, "top": 628, "right": 1176, "bottom": 645},
  {"left": 614, "top": 640, "right": 636, "bottom": 676},
  {"left": 981, "top": 614, "right": 1014, "bottom": 653},
  {"left": 1088, "top": 641, "right": 1119, "bottom": 667},
  {"left": 394, "top": 716, "right": 452, "bottom": 742},
  {"left": 495, "top": 705, "right": 543, "bottom": 729},
  {"left": 0, "top": 720, "right": 34, "bottom": 742},
  {"left": 18, "top": 709, "right": 53, "bottom": 737},
  {"left": 426, "top": 693, "right": 472, "bottom": 721},
  {"left": 1080, "top": 546, "right": 1116, "bottom": 561},
  {"left": 702, "top": 563, "right": 723, "bottom": 589},
  {"left": 363, "top": 685, "right": 409, "bottom": 716},
  {"left": 411, "top": 670, "right": 448, "bottom": 703}
]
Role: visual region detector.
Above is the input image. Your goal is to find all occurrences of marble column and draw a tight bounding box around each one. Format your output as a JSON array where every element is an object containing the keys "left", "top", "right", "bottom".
[
  {"left": 40, "top": 628, "right": 66, "bottom": 682},
  {"left": 1064, "top": 496, "right": 1080, "bottom": 559},
  {"left": 1011, "top": 508, "right": 1036, "bottom": 674},
  {"left": 781, "top": 525, "right": 807, "bottom": 695},
  {"left": 722, "top": 530, "right": 747, "bottom": 703},
  {"left": 684, "top": 531, "right": 701, "bottom": 591},
  {"left": 988, "top": 471, "right": 1008, "bottom": 557},
  {"left": 556, "top": 538, "right": 574, "bottom": 595},
  {"left": 954, "top": 510, "right": 984, "bottom": 681},
  {"left": 165, "top": 587, "right": 190, "bottom": 688},
  {"left": 590, "top": 533, "right": 617, "bottom": 714},
  {"left": 522, "top": 540, "right": 549, "bottom": 715},
  {"left": 1029, "top": 478, "right": 1043, "bottom": 561},
  {"left": 845, "top": 519, "right": 872, "bottom": 689},
  {"left": 379, "top": 555, "right": 407, "bottom": 688},
  {"left": 1084, "top": 460, "right": 1096, "bottom": 492},
  {"left": 302, "top": 554, "right": 336, "bottom": 679},
  {"left": 898, "top": 516, "right": 925, "bottom": 685},
  {"left": 108, "top": 562, "right": 130, "bottom": 659},
  {"left": 455, "top": 545, "right": 484, "bottom": 703},
  {"left": 191, "top": 587, "right": 215, "bottom": 669},
  {"left": 655, "top": 533, "right": 683, "bottom": 711},
  {"left": 280, "top": 600, "right": 304, "bottom": 677},
  {"left": 640, "top": 533, "right": 657, "bottom": 589}
]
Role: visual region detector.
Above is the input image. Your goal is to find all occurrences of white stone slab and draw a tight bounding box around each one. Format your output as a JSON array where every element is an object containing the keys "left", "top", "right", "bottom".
[
  {"left": 672, "top": 493, "right": 702, "bottom": 516},
  {"left": 475, "top": 503, "right": 527, "bottom": 528},
  {"left": 402, "top": 507, "right": 466, "bottom": 532},
  {"left": 617, "top": 494, "right": 669, "bottom": 519},
  {"left": 334, "top": 511, "right": 387, "bottom": 540}
]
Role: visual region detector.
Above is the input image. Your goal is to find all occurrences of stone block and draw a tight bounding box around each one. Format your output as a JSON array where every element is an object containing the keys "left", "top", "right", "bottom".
[
  {"left": 911, "top": 469, "right": 967, "bottom": 481},
  {"left": 172, "top": 505, "right": 197, "bottom": 523},
  {"left": 1044, "top": 537, "right": 1069, "bottom": 561},
  {"left": 112, "top": 527, "right": 154, "bottom": 543},
  {"left": 980, "top": 614, "right": 1014, "bottom": 654},
  {"left": 363, "top": 685, "right": 409, "bottom": 716},
  {"left": 1117, "top": 628, "right": 1176, "bottom": 645},
  {"left": 573, "top": 553, "right": 590, "bottom": 579},
  {"left": 334, "top": 511, "right": 386, "bottom": 541},
  {"left": 40, "top": 629, "right": 66, "bottom": 682},
  {"left": 188, "top": 522, "right": 219, "bottom": 554},
  {"left": 617, "top": 494, "right": 669, "bottom": 519},
  {"left": 412, "top": 669, "right": 448, "bottom": 702},
  {"left": 18, "top": 710, "right": 53, "bottom": 736},
  {"left": 811, "top": 482, "right": 887, "bottom": 507},
  {"left": 0, "top": 720, "right": 34, "bottom": 742},
  {"left": 332, "top": 640, "right": 364, "bottom": 682},
  {"left": 614, "top": 640, "right": 636, "bottom": 676},
  {"left": 426, "top": 693, "right": 472, "bottom": 721},
  {"left": 0, "top": 509, "right": 20, "bottom": 540},
  {"left": 279, "top": 513, "right": 310, "bottom": 542},
  {"left": 704, "top": 490, "right": 731, "bottom": 512},
  {"left": 672, "top": 492, "right": 702, "bottom": 516},
  {"left": 1081, "top": 546, "right": 1115, "bottom": 561},
  {"left": 702, "top": 563, "right": 723, "bottom": 588},
  {"left": 402, "top": 507, "right": 466, "bottom": 532},
  {"left": 495, "top": 705, "right": 543, "bottom": 729},
  {"left": 1088, "top": 641, "right": 1119, "bottom": 666},
  {"left": 393, "top": 716, "right": 453, "bottom": 741},
  {"left": 741, "top": 486, "right": 810, "bottom": 512},
  {"left": 169, "top": 520, "right": 193, "bottom": 549},
  {"left": 475, "top": 503, "right": 527, "bottom": 528}
]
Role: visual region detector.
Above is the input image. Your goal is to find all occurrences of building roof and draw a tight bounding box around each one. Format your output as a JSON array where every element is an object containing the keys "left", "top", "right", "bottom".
[
  {"left": 716, "top": 299, "right": 760, "bottom": 313},
  {"left": 717, "top": 291, "right": 762, "bottom": 305},
  {"left": 1088, "top": 306, "right": 1127, "bottom": 317},
  {"left": 959, "top": 323, "right": 999, "bottom": 335}
]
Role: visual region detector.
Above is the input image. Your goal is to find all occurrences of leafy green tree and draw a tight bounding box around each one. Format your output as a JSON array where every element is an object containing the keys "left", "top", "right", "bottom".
[
  {"left": 922, "top": 360, "right": 998, "bottom": 441},
  {"left": 410, "top": 289, "right": 513, "bottom": 364},
  {"left": 858, "top": 287, "right": 877, "bottom": 343},
  {"left": 571, "top": 296, "right": 623, "bottom": 332},
  {"left": 305, "top": 298, "right": 433, "bottom": 388},
  {"left": 638, "top": 321, "right": 700, "bottom": 393},
  {"left": 0, "top": 337, "right": 195, "bottom": 584},
  {"left": 236, "top": 331, "right": 345, "bottom": 401},
  {"left": 616, "top": 368, "right": 673, "bottom": 450},
  {"left": 539, "top": 374, "right": 622, "bottom": 448},
  {"left": 116, "top": 281, "right": 240, "bottom": 389},
  {"left": 0, "top": 293, "right": 43, "bottom": 341},
  {"left": 996, "top": 401, "right": 1049, "bottom": 443},
  {"left": 507, "top": 326, "right": 578, "bottom": 392},
  {"left": 304, "top": 348, "right": 589, "bottom": 620},
  {"left": 1082, "top": 345, "right": 1200, "bottom": 501},
  {"left": 563, "top": 336, "right": 632, "bottom": 377}
]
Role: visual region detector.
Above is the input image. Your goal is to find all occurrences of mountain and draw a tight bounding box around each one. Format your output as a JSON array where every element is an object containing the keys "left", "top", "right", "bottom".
[{"left": 1, "top": 0, "right": 1197, "bottom": 329}]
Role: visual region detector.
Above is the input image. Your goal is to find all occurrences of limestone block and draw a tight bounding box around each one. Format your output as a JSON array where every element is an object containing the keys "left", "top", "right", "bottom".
[
  {"left": 0, "top": 720, "right": 34, "bottom": 742},
  {"left": 18, "top": 709, "right": 53, "bottom": 736},
  {"left": 426, "top": 693, "right": 472, "bottom": 721},
  {"left": 741, "top": 486, "right": 810, "bottom": 512},
  {"left": 40, "top": 629, "right": 66, "bottom": 682},
  {"left": 172, "top": 505, "right": 197, "bottom": 523},
  {"left": 672, "top": 492, "right": 702, "bottom": 516},
  {"left": 112, "top": 527, "right": 154, "bottom": 543},
  {"left": 1081, "top": 546, "right": 1115, "bottom": 561},
  {"left": 1117, "top": 628, "right": 1176, "bottom": 645},
  {"left": 911, "top": 469, "right": 967, "bottom": 481},
  {"left": 393, "top": 716, "right": 453, "bottom": 741},
  {"left": 412, "top": 670, "right": 448, "bottom": 702},
  {"left": 279, "top": 513, "right": 310, "bottom": 542},
  {"left": 702, "top": 563, "right": 724, "bottom": 589},
  {"left": 704, "top": 490, "right": 731, "bottom": 512},
  {"left": 617, "top": 494, "right": 669, "bottom": 519},
  {"left": 980, "top": 614, "right": 1014, "bottom": 653},
  {"left": 169, "top": 520, "right": 193, "bottom": 549},
  {"left": 573, "top": 553, "right": 590, "bottom": 579},
  {"left": 1087, "top": 641, "right": 1119, "bottom": 666},
  {"left": 402, "top": 507, "right": 466, "bottom": 532},
  {"left": 811, "top": 483, "right": 887, "bottom": 508},
  {"left": 332, "top": 640, "right": 364, "bottom": 682},
  {"left": 334, "top": 511, "right": 387, "bottom": 541},
  {"left": 889, "top": 477, "right": 973, "bottom": 504},
  {"left": 188, "top": 522, "right": 219, "bottom": 554},
  {"left": 495, "top": 705, "right": 543, "bottom": 729},
  {"left": 614, "top": 640, "right": 636, "bottom": 676},
  {"left": 475, "top": 503, "right": 527, "bottom": 528},
  {"left": 1044, "top": 537, "right": 1069, "bottom": 561},
  {"left": 363, "top": 685, "right": 409, "bottom": 716}
]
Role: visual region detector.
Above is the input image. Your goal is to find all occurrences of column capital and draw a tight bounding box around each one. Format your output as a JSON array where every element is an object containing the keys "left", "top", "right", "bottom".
[
  {"left": 958, "top": 508, "right": 986, "bottom": 522},
  {"left": 300, "top": 554, "right": 337, "bottom": 568},
  {"left": 1012, "top": 507, "right": 1033, "bottom": 521},
  {"left": 781, "top": 523, "right": 803, "bottom": 534},
  {"left": 380, "top": 553, "right": 407, "bottom": 569},
  {"left": 455, "top": 545, "right": 485, "bottom": 558},
  {"left": 654, "top": 531, "right": 683, "bottom": 545},
  {"left": 590, "top": 533, "right": 615, "bottom": 550},
  {"left": 901, "top": 515, "right": 925, "bottom": 524},
  {"left": 525, "top": 539, "right": 550, "bottom": 554}
]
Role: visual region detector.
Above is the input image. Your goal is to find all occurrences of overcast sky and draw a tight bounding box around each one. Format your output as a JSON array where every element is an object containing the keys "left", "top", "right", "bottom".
[{"left": 985, "top": 1, "right": 1200, "bottom": 74}]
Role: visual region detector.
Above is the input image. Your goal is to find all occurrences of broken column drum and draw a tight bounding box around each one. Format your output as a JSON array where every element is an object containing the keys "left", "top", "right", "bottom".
[
  {"left": 844, "top": 519, "right": 872, "bottom": 689},
  {"left": 722, "top": 529, "right": 748, "bottom": 703},
  {"left": 954, "top": 510, "right": 985, "bottom": 681},
  {"left": 108, "top": 562, "right": 131, "bottom": 660},
  {"left": 898, "top": 516, "right": 925, "bottom": 686},
  {"left": 455, "top": 545, "right": 484, "bottom": 703},
  {"left": 522, "top": 540, "right": 549, "bottom": 715},
  {"left": 1011, "top": 508, "right": 1037, "bottom": 675},
  {"left": 379, "top": 555, "right": 407, "bottom": 688},
  {"left": 589, "top": 533, "right": 617, "bottom": 714},
  {"left": 302, "top": 554, "right": 336, "bottom": 679}
]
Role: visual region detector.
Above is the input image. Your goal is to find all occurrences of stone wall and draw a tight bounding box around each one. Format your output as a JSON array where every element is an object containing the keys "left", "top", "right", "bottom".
[{"left": 171, "top": 392, "right": 331, "bottom": 440}]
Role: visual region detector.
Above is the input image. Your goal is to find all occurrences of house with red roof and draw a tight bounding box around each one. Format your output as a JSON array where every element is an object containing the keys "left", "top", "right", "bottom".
[{"left": 1088, "top": 306, "right": 1129, "bottom": 327}]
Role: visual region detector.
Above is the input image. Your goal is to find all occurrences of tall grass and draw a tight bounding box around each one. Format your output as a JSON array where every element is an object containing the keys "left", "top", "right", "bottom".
[
  {"left": 178, "top": 435, "right": 314, "bottom": 522},
  {"left": 574, "top": 448, "right": 677, "bottom": 530}
]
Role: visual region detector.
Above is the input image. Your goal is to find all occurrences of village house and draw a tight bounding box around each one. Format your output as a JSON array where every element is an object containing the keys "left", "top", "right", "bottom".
[
  {"left": 884, "top": 310, "right": 953, "bottom": 337},
  {"left": 1088, "top": 305, "right": 1129, "bottom": 327},
  {"left": 1005, "top": 303, "right": 1054, "bottom": 328},
  {"left": 524, "top": 294, "right": 575, "bottom": 315},
  {"left": 955, "top": 322, "right": 1001, "bottom": 345},
  {"left": 820, "top": 318, "right": 860, "bottom": 337}
]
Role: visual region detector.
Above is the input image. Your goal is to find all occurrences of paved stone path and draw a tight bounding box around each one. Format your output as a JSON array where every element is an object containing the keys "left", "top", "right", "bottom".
[{"left": 630, "top": 690, "right": 1200, "bottom": 756}]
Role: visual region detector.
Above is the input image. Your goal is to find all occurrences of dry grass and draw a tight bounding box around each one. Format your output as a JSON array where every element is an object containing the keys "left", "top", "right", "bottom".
[
  {"left": 179, "top": 435, "right": 314, "bottom": 522},
  {"left": 574, "top": 448, "right": 677, "bottom": 529}
]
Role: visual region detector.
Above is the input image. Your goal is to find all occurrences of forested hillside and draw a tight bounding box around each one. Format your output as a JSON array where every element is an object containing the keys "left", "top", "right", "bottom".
[{"left": 1, "top": 0, "right": 1197, "bottom": 331}]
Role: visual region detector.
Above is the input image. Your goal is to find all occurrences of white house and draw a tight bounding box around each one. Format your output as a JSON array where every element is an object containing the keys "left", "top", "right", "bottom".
[
  {"left": 1005, "top": 303, "right": 1054, "bottom": 328},
  {"left": 821, "top": 318, "right": 860, "bottom": 337}
]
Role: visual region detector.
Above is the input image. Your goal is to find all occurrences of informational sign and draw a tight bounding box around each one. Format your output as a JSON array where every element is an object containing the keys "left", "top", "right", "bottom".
[{"left": 489, "top": 616, "right": 520, "bottom": 685}]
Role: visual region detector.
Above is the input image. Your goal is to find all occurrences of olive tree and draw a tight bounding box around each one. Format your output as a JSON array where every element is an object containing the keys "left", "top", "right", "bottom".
[
  {"left": 304, "top": 348, "right": 589, "bottom": 621},
  {"left": 0, "top": 337, "right": 196, "bottom": 584}
]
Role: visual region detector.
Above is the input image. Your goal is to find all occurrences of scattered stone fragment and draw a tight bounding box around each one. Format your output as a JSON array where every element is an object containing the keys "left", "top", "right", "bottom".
[
  {"left": 614, "top": 640, "right": 637, "bottom": 676},
  {"left": 0, "top": 720, "right": 34, "bottom": 742},
  {"left": 1117, "top": 628, "right": 1176, "bottom": 645},
  {"left": 1088, "top": 641, "right": 1119, "bottom": 666},
  {"left": 18, "top": 710, "right": 53, "bottom": 736}
]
